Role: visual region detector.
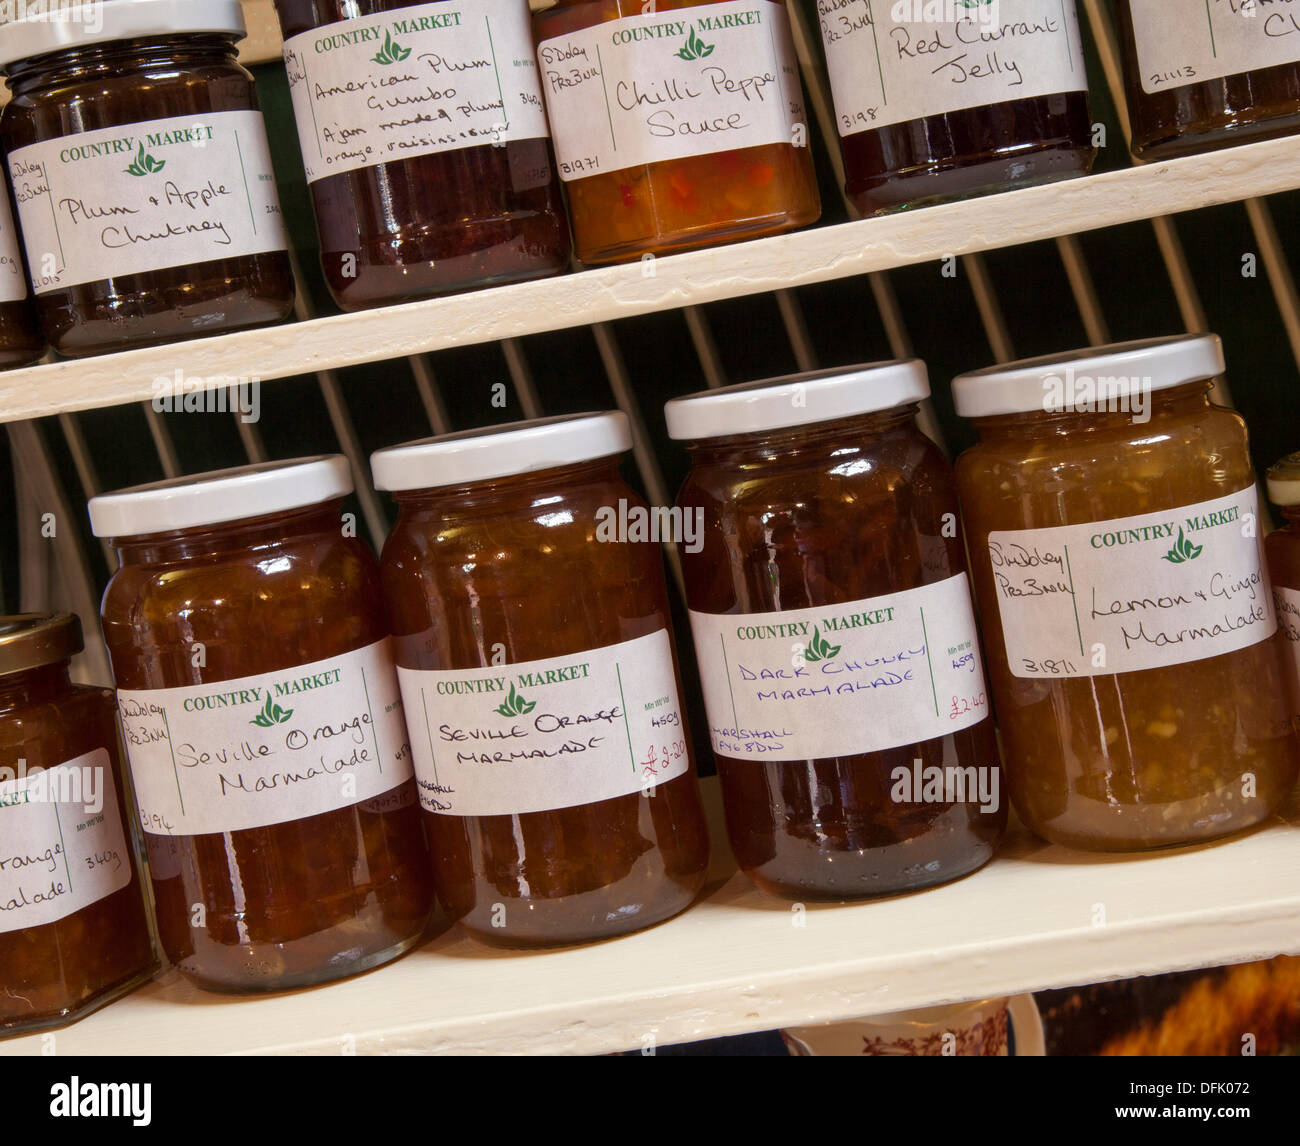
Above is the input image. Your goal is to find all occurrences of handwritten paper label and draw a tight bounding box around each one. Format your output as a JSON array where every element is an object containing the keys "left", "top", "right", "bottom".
[
  {"left": 398, "top": 629, "right": 689, "bottom": 816},
  {"left": 116, "top": 639, "right": 413, "bottom": 837},
  {"left": 8, "top": 109, "right": 288, "bottom": 294},
  {"left": 816, "top": 0, "right": 1087, "bottom": 136},
  {"left": 689, "top": 573, "right": 989, "bottom": 762},
  {"left": 283, "top": 0, "right": 550, "bottom": 182},
  {"left": 0, "top": 749, "right": 133, "bottom": 935},
  {"left": 0, "top": 192, "right": 26, "bottom": 304},
  {"left": 988, "top": 486, "right": 1275, "bottom": 679},
  {"left": 1129, "top": 0, "right": 1300, "bottom": 94},
  {"left": 1273, "top": 583, "right": 1300, "bottom": 721},
  {"left": 537, "top": 0, "right": 807, "bottom": 180}
]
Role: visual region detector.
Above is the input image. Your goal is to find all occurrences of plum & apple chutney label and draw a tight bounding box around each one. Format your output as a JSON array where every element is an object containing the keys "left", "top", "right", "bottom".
[
  {"left": 0, "top": 749, "right": 134, "bottom": 934},
  {"left": 1128, "top": 0, "right": 1300, "bottom": 95},
  {"left": 283, "top": 0, "right": 551, "bottom": 182},
  {"left": 817, "top": 0, "right": 1087, "bottom": 137},
  {"left": 689, "top": 573, "right": 990, "bottom": 762},
  {"left": 7, "top": 109, "right": 288, "bottom": 294},
  {"left": 537, "top": 0, "right": 807, "bottom": 180},
  {"left": 0, "top": 192, "right": 26, "bottom": 304},
  {"left": 116, "top": 639, "right": 414, "bottom": 837},
  {"left": 397, "top": 629, "right": 690, "bottom": 816},
  {"left": 988, "top": 486, "right": 1276, "bottom": 679}
]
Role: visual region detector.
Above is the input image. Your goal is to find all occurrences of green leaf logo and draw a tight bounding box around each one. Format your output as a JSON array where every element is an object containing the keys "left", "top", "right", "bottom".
[
  {"left": 372, "top": 29, "right": 412, "bottom": 65},
  {"left": 124, "top": 144, "right": 166, "bottom": 177},
  {"left": 801, "top": 626, "right": 842, "bottom": 663},
  {"left": 250, "top": 693, "right": 294, "bottom": 727},
  {"left": 674, "top": 26, "right": 714, "bottom": 61},
  {"left": 494, "top": 682, "right": 536, "bottom": 719},
  {"left": 1162, "top": 527, "right": 1203, "bottom": 564}
]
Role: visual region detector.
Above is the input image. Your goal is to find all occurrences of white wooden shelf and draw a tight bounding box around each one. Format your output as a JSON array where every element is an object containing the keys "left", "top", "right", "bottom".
[
  {"left": 3, "top": 781, "right": 1299, "bottom": 1056},
  {"left": 3, "top": 131, "right": 1300, "bottom": 426}
]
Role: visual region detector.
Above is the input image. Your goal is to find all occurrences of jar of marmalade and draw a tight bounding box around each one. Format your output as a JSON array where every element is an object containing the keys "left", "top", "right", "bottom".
[
  {"left": 666, "top": 364, "right": 1006, "bottom": 899},
  {"left": 1265, "top": 454, "right": 1300, "bottom": 730},
  {"left": 0, "top": 613, "right": 157, "bottom": 1037},
  {"left": 372, "top": 414, "right": 710, "bottom": 946},
  {"left": 532, "top": 0, "right": 820, "bottom": 263},
  {"left": 1117, "top": 0, "right": 1300, "bottom": 159},
  {"left": 953, "top": 336, "right": 1298, "bottom": 851},
  {"left": 274, "top": 0, "right": 571, "bottom": 310},
  {"left": 0, "top": 0, "right": 295, "bottom": 357},
  {"left": 814, "top": 0, "right": 1095, "bottom": 214},
  {"left": 89, "top": 457, "right": 433, "bottom": 993},
  {"left": 0, "top": 185, "right": 42, "bottom": 369}
]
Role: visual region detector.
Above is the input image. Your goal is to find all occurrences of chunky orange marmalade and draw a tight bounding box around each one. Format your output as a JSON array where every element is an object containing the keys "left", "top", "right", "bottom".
[
  {"left": 954, "top": 338, "right": 1298, "bottom": 851},
  {"left": 91, "top": 458, "right": 433, "bottom": 992},
  {"left": 373, "top": 415, "right": 709, "bottom": 946}
]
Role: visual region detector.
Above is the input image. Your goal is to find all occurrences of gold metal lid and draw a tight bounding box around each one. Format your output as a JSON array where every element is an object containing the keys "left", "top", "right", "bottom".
[
  {"left": 0, "top": 612, "right": 84, "bottom": 678},
  {"left": 1267, "top": 452, "right": 1300, "bottom": 507}
]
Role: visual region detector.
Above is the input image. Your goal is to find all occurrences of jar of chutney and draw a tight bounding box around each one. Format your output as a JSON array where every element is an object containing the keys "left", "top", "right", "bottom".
[
  {"left": 814, "top": 0, "right": 1096, "bottom": 214},
  {"left": 372, "top": 414, "right": 710, "bottom": 946},
  {"left": 0, "top": 184, "right": 42, "bottom": 369},
  {"left": 666, "top": 364, "right": 1006, "bottom": 900},
  {"left": 532, "top": 0, "right": 820, "bottom": 264},
  {"left": 1117, "top": 0, "right": 1300, "bottom": 159},
  {"left": 954, "top": 336, "right": 1298, "bottom": 851},
  {"left": 89, "top": 457, "right": 434, "bottom": 993},
  {"left": 274, "top": 0, "right": 572, "bottom": 310},
  {"left": 0, "top": 0, "right": 295, "bottom": 357},
  {"left": 0, "top": 613, "right": 157, "bottom": 1037}
]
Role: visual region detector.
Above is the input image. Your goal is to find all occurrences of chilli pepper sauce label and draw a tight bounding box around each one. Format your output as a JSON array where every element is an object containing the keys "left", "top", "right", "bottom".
[
  {"left": 283, "top": 0, "right": 551, "bottom": 182},
  {"left": 0, "top": 191, "right": 27, "bottom": 304},
  {"left": 8, "top": 109, "right": 288, "bottom": 294},
  {"left": 537, "top": 0, "right": 808, "bottom": 179},
  {"left": 689, "top": 573, "right": 990, "bottom": 762},
  {"left": 115, "top": 639, "right": 413, "bottom": 837},
  {"left": 816, "top": 0, "right": 1087, "bottom": 136},
  {"left": 0, "top": 749, "right": 134, "bottom": 934},
  {"left": 397, "top": 629, "right": 689, "bottom": 816},
  {"left": 987, "top": 486, "right": 1276, "bottom": 679},
  {"left": 1128, "top": 0, "right": 1300, "bottom": 95}
]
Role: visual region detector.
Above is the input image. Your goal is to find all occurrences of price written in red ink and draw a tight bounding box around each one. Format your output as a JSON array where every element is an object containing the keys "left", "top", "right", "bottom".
[
  {"left": 949, "top": 692, "right": 988, "bottom": 721},
  {"left": 641, "top": 739, "right": 687, "bottom": 781}
]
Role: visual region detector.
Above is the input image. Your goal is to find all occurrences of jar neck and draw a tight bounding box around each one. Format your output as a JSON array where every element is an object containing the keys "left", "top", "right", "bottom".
[
  {"left": 5, "top": 34, "right": 242, "bottom": 97},
  {"left": 968, "top": 379, "right": 1214, "bottom": 441},
  {"left": 0, "top": 661, "right": 71, "bottom": 713},
  {"left": 109, "top": 500, "right": 348, "bottom": 567},
  {"left": 1281, "top": 505, "right": 1300, "bottom": 528},
  {"left": 685, "top": 406, "right": 919, "bottom": 466},
  {"left": 391, "top": 456, "right": 625, "bottom": 516}
]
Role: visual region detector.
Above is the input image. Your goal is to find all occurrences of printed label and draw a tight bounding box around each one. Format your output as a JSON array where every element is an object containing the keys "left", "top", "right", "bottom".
[
  {"left": 1129, "top": 0, "right": 1300, "bottom": 94},
  {"left": 398, "top": 629, "right": 689, "bottom": 816},
  {"left": 284, "top": 0, "right": 550, "bottom": 182},
  {"left": 537, "top": 0, "right": 807, "bottom": 180},
  {"left": 116, "top": 639, "right": 413, "bottom": 837},
  {"left": 8, "top": 109, "right": 289, "bottom": 294},
  {"left": 1274, "top": 583, "right": 1300, "bottom": 720},
  {"left": 988, "top": 486, "right": 1275, "bottom": 679},
  {"left": 0, "top": 750, "right": 133, "bottom": 934},
  {"left": 816, "top": 0, "right": 1087, "bottom": 136},
  {"left": 689, "top": 573, "right": 990, "bottom": 762},
  {"left": 0, "top": 192, "right": 26, "bottom": 304}
]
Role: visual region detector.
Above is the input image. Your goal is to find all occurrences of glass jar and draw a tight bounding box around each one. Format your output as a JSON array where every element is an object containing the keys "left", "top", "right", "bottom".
[
  {"left": 1265, "top": 454, "right": 1300, "bottom": 731},
  {"left": 1116, "top": 0, "right": 1300, "bottom": 160},
  {"left": 0, "top": 185, "right": 42, "bottom": 369},
  {"left": 274, "top": 0, "right": 571, "bottom": 311},
  {"left": 532, "top": 0, "right": 820, "bottom": 263},
  {"left": 666, "top": 364, "right": 1006, "bottom": 900},
  {"left": 372, "top": 414, "right": 710, "bottom": 946},
  {"left": 953, "top": 336, "right": 1298, "bottom": 851},
  {"left": 815, "top": 0, "right": 1095, "bottom": 214},
  {"left": 89, "top": 457, "right": 434, "bottom": 993},
  {"left": 0, "top": 613, "right": 157, "bottom": 1037},
  {"left": 0, "top": 0, "right": 295, "bottom": 357}
]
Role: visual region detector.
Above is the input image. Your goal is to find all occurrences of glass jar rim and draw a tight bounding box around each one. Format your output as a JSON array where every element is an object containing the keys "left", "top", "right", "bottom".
[
  {"left": 1268, "top": 451, "right": 1300, "bottom": 507},
  {"left": 0, "top": 611, "right": 82, "bottom": 677}
]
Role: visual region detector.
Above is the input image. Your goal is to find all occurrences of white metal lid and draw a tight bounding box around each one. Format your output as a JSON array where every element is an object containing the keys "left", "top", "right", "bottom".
[
  {"left": 952, "top": 335, "right": 1224, "bottom": 419},
  {"left": 88, "top": 455, "right": 353, "bottom": 538},
  {"left": 664, "top": 361, "right": 930, "bottom": 441},
  {"left": 0, "top": 0, "right": 246, "bottom": 70},
  {"left": 1267, "top": 452, "right": 1300, "bottom": 507},
  {"left": 371, "top": 412, "right": 632, "bottom": 492}
]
